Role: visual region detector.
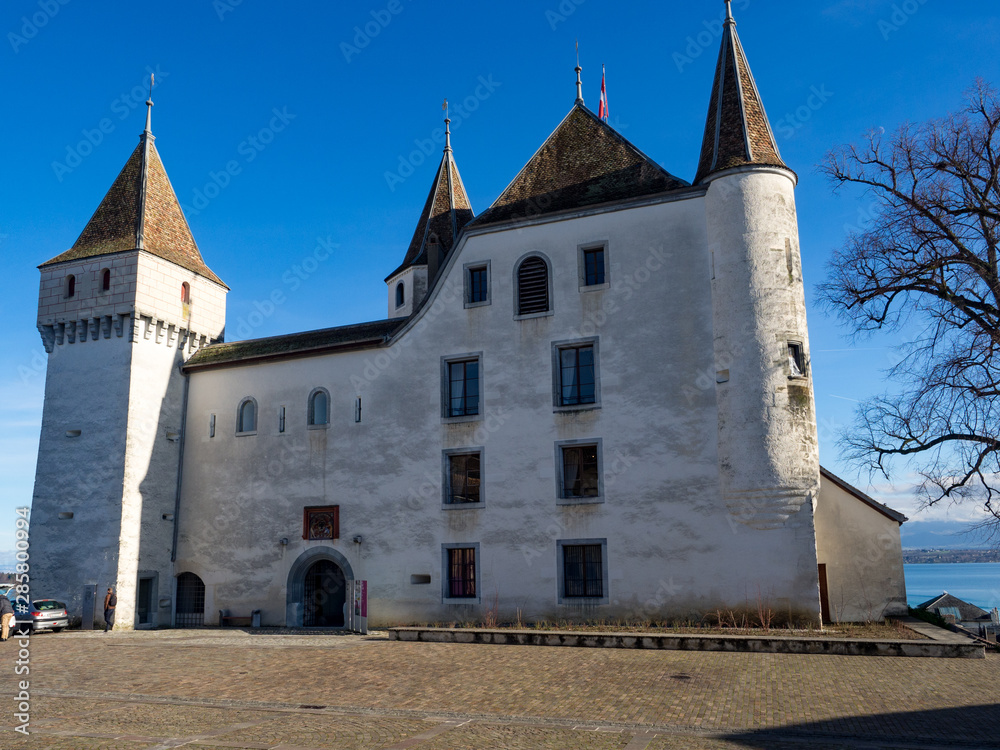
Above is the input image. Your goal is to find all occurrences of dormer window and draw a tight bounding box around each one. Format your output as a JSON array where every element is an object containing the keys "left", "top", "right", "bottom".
[
  {"left": 101, "top": 269, "right": 111, "bottom": 292},
  {"left": 395, "top": 282, "right": 405, "bottom": 309},
  {"left": 66, "top": 275, "right": 76, "bottom": 299}
]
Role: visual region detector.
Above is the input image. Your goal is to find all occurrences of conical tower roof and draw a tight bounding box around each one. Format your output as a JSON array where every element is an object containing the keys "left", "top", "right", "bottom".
[
  {"left": 472, "top": 104, "right": 687, "bottom": 227},
  {"left": 695, "top": 2, "right": 787, "bottom": 184},
  {"left": 387, "top": 121, "right": 474, "bottom": 281},
  {"left": 42, "top": 103, "right": 226, "bottom": 287}
]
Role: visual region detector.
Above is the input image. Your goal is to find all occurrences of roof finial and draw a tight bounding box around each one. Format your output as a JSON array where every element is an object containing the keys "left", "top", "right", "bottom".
[
  {"left": 724, "top": 0, "right": 735, "bottom": 26},
  {"left": 574, "top": 40, "right": 584, "bottom": 105},
  {"left": 443, "top": 98, "right": 452, "bottom": 153},
  {"left": 144, "top": 73, "right": 154, "bottom": 135}
]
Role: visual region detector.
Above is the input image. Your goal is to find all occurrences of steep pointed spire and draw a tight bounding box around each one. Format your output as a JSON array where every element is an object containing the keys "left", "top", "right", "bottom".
[
  {"left": 386, "top": 108, "right": 474, "bottom": 280},
  {"left": 694, "top": 1, "right": 787, "bottom": 184},
  {"left": 42, "top": 93, "right": 226, "bottom": 287}
]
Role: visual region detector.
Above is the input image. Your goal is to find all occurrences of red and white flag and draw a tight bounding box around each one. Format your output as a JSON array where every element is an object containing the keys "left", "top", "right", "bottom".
[{"left": 598, "top": 65, "right": 609, "bottom": 121}]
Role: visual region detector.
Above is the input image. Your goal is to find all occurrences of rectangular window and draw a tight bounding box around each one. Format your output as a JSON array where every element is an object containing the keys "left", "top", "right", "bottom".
[
  {"left": 583, "top": 247, "right": 606, "bottom": 286},
  {"left": 302, "top": 506, "right": 340, "bottom": 540},
  {"left": 562, "top": 543, "right": 604, "bottom": 598},
  {"left": 560, "top": 346, "right": 596, "bottom": 406},
  {"left": 561, "top": 444, "right": 600, "bottom": 498},
  {"left": 448, "top": 452, "right": 481, "bottom": 504},
  {"left": 447, "top": 547, "right": 477, "bottom": 598},
  {"left": 469, "top": 266, "right": 488, "bottom": 304},
  {"left": 448, "top": 360, "right": 480, "bottom": 417}
]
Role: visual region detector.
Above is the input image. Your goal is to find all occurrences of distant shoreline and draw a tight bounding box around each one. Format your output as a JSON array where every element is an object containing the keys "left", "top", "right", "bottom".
[{"left": 903, "top": 549, "right": 1000, "bottom": 564}]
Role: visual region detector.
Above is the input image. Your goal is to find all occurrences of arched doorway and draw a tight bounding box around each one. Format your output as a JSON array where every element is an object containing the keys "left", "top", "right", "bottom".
[
  {"left": 304, "top": 559, "right": 346, "bottom": 627},
  {"left": 286, "top": 547, "right": 355, "bottom": 628},
  {"left": 175, "top": 572, "right": 205, "bottom": 627}
]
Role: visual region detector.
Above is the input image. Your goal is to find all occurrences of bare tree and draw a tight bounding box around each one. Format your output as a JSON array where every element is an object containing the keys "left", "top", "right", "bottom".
[{"left": 819, "top": 80, "right": 1000, "bottom": 537}]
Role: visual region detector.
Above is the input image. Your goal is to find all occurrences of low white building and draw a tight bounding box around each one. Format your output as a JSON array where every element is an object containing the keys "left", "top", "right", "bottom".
[{"left": 28, "top": 7, "right": 908, "bottom": 629}]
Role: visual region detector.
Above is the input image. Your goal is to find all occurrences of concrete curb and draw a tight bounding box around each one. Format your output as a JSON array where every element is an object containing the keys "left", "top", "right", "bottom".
[{"left": 387, "top": 627, "right": 985, "bottom": 659}]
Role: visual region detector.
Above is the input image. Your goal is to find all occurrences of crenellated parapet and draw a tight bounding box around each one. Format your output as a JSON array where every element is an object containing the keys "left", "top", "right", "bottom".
[{"left": 37, "top": 311, "right": 217, "bottom": 355}]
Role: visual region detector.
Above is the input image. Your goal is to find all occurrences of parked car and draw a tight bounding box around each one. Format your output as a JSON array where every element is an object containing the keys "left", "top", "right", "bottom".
[{"left": 2, "top": 589, "right": 68, "bottom": 633}]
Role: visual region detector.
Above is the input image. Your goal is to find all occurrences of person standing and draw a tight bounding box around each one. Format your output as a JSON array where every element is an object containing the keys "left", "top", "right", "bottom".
[
  {"left": 103, "top": 587, "right": 117, "bottom": 632},
  {"left": 0, "top": 595, "right": 14, "bottom": 641}
]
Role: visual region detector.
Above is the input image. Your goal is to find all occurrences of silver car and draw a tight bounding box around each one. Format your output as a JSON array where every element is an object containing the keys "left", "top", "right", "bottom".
[{"left": 26, "top": 600, "right": 69, "bottom": 632}]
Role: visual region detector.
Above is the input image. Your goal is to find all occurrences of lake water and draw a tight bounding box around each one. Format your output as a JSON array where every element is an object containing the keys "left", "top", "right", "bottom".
[{"left": 904, "top": 562, "right": 1000, "bottom": 610}]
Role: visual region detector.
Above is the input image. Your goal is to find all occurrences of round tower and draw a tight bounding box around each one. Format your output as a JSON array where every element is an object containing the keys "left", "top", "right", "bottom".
[{"left": 697, "top": 3, "right": 820, "bottom": 593}]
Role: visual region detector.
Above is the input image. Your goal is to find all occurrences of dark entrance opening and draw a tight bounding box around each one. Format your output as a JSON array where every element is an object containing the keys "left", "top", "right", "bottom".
[
  {"left": 137, "top": 577, "right": 154, "bottom": 625},
  {"left": 304, "top": 559, "right": 345, "bottom": 627},
  {"left": 176, "top": 572, "right": 206, "bottom": 627}
]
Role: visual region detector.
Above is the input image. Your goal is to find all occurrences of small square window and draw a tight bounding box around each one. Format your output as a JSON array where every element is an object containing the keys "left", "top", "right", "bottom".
[
  {"left": 444, "top": 546, "right": 478, "bottom": 599},
  {"left": 788, "top": 342, "right": 806, "bottom": 377},
  {"left": 302, "top": 506, "right": 340, "bottom": 540},
  {"left": 446, "top": 451, "right": 482, "bottom": 505},
  {"left": 561, "top": 444, "right": 600, "bottom": 499},
  {"left": 583, "top": 247, "right": 606, "bottom": 286}
]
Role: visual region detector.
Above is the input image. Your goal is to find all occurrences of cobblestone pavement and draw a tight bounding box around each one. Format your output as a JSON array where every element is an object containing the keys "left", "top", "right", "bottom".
[{"left": 0, "top": 629, "right": 996, "bottom": 749}]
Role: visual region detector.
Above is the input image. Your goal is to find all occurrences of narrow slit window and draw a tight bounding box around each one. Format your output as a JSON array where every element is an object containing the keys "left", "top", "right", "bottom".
[
  {"left": 181, "top": 282, "right": 191, "bottom": 305},
  {"left": 395, "top": 282, "right": 405, "bottom": 308},
  {"left": 102, "top": 269, "right": 111, "bottom": 292},
  {"left": 66, "top": 275, "right": 76, "bottom": 298},
  {"left": 788, "top": 342, "right": 806, "bottom": 377}
]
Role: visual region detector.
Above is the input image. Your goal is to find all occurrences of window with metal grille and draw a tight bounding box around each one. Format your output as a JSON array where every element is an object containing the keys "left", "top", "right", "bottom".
[
  {"left": 448, "top": 453, "right": 481, "bottom": 504},
  {"left": 468, "top": 266, "right": 488, "bottom": 304},
  {"left": 517, "top": 256, "right": 549, "bottom": 315},
  {"left": 447, "top": 547, "right": 477, "bottom": 598},
  {"left": 562, "top": 544, "right": 603, "bottom": 598},
  {"left": 559, "top": 345, "right": 596, "bottom": 406},
  {"left": 448, "top": 360, "right": 480, "bottom": 417},
  {"left": 175, "top": 572, "right": 205, "bottom": 627},
  {"left": 583, "top": 247, "right": 606, "bottom": 286},
  {"left": 561, "top": 444, "right": 600, "bottom": 498}
]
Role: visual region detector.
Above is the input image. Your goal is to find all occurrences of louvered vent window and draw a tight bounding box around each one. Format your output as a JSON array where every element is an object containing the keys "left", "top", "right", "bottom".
[{"left": 517, "top": 257, "right": 549, "bottom": 315}]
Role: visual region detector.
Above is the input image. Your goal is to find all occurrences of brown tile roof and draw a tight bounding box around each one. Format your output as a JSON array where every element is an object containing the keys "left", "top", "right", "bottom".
[
  {"left": 471, "top": 105, "right": 688, "bottom": 228},
  {"left": 387, "top": 150, "right": 474, "bottom": 281},
  {"left": 694, "top": 14, "right": 788, "bottom": 184},
  {"left": 184, "top": 318, "right": 405, "bottom": 370},
  {"left": 41, "top": 135, "right": 226, "bottom": 287},
  {"left": 917, "top": 593, "right": 991, "bottom": 621}
]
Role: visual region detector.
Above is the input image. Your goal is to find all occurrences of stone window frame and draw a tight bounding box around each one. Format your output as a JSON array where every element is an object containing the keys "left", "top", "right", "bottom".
[
  {"left": 441, "top": 446, "right": 485, "bottom": 510},
  {"left": 235, "top": 396, "right": 258, "bottom": 436},
  {"left": 513, "top": 252, "right": 554, "bottom": 320},
  {"left": 307, "top": 387, "right": 331, "bottom": 430},
  {"left": 556, "top": 538, "right": 609, "bottom": 605},
  {"left": 554, "top": 437, "right": 605, "bottom": 506},
  {"left": 440, "top": 352, "right": 484, "bottom": 424},
  {"left": 441, "top": 543, "right": 481, "bottom": 604},
  {"left": 578, "top": 240, "right": 611, "bottom": 291},
  {"left": 551, "top": 337, "right": 601, "bottom": 412},
  {"left": 464, "top": 260, "right": 492, "bottom": 309}
]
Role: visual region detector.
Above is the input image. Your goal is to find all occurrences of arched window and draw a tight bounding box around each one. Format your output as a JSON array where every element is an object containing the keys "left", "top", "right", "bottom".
[
  {"left": 516, "top": 256, "right": 550, "bottom": 315},
  {"left": 237, "top": 398, "right": 257, "bottom": 434},
  {"left": 175, "top": 572, "right": 205, "bottom": 627},
  {"left": 308, "top": 388, "right": 329, "bottom": 426},
  {"left": 66, "top": 274, "right": 76, "bottom": 298},
  {"left": 181, "top": 282, "right": 191, "bottom": 305},
  {"left": 395, "top": 282, "right": 405, "bottom": 308},
  {"left": 101, "top": 269, "right": 111, "bottom": 292}
]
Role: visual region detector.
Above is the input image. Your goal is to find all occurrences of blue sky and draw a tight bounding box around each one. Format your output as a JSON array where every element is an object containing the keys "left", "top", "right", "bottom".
[{"left": 2, "top": 0, "right": 998, "bottom": 557}]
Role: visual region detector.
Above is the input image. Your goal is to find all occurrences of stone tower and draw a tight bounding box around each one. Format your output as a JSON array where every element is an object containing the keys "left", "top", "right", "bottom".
[
  {"left": 698, "top": 2, "right": 820, "bottom": 585},
  {"left": 30, "top": 97, "right": 227, "bottom": 629}
]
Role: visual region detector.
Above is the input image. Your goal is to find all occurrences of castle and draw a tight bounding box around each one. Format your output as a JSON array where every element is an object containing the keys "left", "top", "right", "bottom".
[{"left": 29, "top": 5, "right": 908, "bottom": 629}]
